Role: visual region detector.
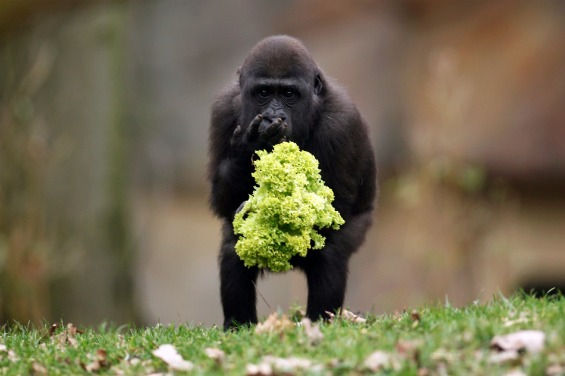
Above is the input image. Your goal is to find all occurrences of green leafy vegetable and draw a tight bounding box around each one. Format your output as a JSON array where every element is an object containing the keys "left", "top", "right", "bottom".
[{"left": 233, "top": 141, "right": 344, "bottom": 272}]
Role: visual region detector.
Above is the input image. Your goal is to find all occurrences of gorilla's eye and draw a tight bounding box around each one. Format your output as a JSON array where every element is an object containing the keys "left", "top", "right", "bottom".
[
  {"left": 282, "top": 89, "right": 295, "bottom": 99},
  {"left": 258, "top": 88, "right": 271, "bottom": 99}
]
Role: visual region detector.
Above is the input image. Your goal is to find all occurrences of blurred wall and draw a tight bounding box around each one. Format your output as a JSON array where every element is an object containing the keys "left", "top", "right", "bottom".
[{"left": 1, "top": 0, "right": 564, "bottom": 326}]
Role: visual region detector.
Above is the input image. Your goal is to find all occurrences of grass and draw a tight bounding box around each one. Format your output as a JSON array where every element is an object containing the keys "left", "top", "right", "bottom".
[{"left": 1, "top": 292, "right": 565, "bottom": 375}]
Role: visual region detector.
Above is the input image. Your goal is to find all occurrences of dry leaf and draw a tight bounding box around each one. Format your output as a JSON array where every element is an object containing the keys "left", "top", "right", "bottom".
[
  {"left": 83, "top": 349, "right": 108, "bottom": 372},
  {"left": 31, "top": 362, "right": 48, "bottom": 375},
  {"left": 396, "top": 339, "right": 422, "bottom": 364},
  {"left": 49, "top": 323, "right": 59, "bottom": 337},
  {"left": 490, "top": 330, "right": 545, "bottom": 353},
  {"left": 547, "top": 364, "right": 565, "bottom": 376},
  {"left": 489, "top": 330, "right": 545, "bottom": 364},
  {"left": 255, "top": 313, "right": 294, "bottom": 334},
  {"left": 364, "top": 350, "right": 394, "bottom": 371},
  {"left": 247, "top": 356, "right": 320, "bottom": 375},
  {"left": 327, "top": 309, "right": 366, "bottom": 323},
  {"left": 489, "top": 351, "right": 521, "bottom": 364},
  {"left": 205, "top": 347, "right": 225, "bottom": 364},
  {"left": 152, "top": 344, "right": 194, "bottom": 371},
  {"left": 246, "top": 362, "right": 273, "bottom": 376},
  {"left": 503, "top": 369, "right": 527, "bottom": 376},
  {"left": 300, "top": 318, "right": 324, "bottom": 345},
  {"left": 55, "top": 323, "right": 82, "bottom": 348},
  {"left": 6, "top": 349, "right": 19, "bottom": 362}
]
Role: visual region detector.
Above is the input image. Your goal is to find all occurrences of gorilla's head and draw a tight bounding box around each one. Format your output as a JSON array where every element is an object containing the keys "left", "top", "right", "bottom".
[{"left": 238, "top": 36, "right": 325, "bottom": 145}]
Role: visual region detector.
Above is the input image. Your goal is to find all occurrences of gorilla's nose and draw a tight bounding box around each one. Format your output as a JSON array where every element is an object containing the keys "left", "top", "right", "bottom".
[{"left": 262, "top": 109, "right": 286, "bottom": 121}]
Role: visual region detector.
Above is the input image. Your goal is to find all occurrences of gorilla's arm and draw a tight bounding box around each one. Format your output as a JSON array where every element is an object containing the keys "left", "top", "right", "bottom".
[{"left": 208, "top": 86, "right": 255, "bottom": 219}]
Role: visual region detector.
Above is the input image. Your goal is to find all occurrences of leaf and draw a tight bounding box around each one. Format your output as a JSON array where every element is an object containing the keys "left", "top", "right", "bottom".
[
  {"left": 300, "top": 318, "right": 324, "bottom": 345},
  {"left": 246, "top": 362, "right": 272, "bottom": 376},
  {"left": 54, "top": 323, "right": 82, "bottom": 348},
  {"left": 83, "top": 349, "right": 108, "bottom": 373},
  {"left": 327, "top": 309, "right": 367, "bottom": 324},
  {"left": 247, "top": 356, "right": 321, "bottom": 375},
  {"left": 364, "top": 351, "right": 395, "bottom": 372},
  {"left": 255, "top": 313, "right": 294, "bottom": 334},
  {"left": 152, "top": 344, "right": 194, "bottom": 371},
  {"left": 489, "top": 330, "right": 545, "bottom": 364},
  {"left": 205, "top": 347, "right": 225, "bottom": 365},
  {"left": 490, "top": 330, "right": 545, "bottom": 353},
  {"left": 31, "top": 362, "right": 48, "bottom": 375}
]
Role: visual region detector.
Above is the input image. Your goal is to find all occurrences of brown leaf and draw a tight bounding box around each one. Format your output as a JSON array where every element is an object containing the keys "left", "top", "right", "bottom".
[
  {"left": 152, "top": 344, "right": 194, "bottom": 371},
  {"left": 31, "top": 362, "right": 48, "bottom": 375},
  {"left": 300, "top": 318, "right": 324, "bottom": 345},
  {"left": 55, "top": 323, "right": 82, "bottom": 348},
  {"left": 247, "top": 356, "right": 320, "bottom": 375},
  {"left": 49, "top": 323, "right": 59, "bottom": 337},
  {"left": 255, "top": 313, "right": 294, "bottom": 334},
  {"left": 489, "top": 330, "right": 545, "bottom": 365},
  {"left": 490, "top": 330, "right": 545, "bottom": 353},
  {"left": 326, "top": 309, "right": 366, "bottom": 324},
  {"left": 246, "top": 362, "right": 273, "bottom": 376},
  {"left": 364, "top": 351, "right": 394, "bottom": 372},
  {"left": 205, "top": 347, "right": 225, "bottom": 365},
  {"left": 83, "top": 349, "right": 108, "bottom": 372},
  {"left": 396, "top": 339, "right": 422, "bottom": 365}
]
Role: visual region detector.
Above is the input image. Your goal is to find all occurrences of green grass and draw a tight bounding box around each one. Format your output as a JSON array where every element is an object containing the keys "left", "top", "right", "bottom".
[{"left": 1, "top": 293, "right": 565, "bottom": 375}]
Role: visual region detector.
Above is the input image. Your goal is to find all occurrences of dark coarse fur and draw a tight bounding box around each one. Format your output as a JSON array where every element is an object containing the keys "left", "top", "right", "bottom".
[{"left": 208, "top": 35, "right": 377, "bottom": 329}]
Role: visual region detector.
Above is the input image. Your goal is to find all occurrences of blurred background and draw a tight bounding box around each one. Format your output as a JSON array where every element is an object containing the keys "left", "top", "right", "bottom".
[{"left": 1, "top": 0, "right": 564, "bottom": 327}]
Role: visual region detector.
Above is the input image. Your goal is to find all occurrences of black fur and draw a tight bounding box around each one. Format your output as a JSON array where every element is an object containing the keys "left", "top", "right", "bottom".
[{"left": 208, "top": 36, "right": 377, "bottom": 329}]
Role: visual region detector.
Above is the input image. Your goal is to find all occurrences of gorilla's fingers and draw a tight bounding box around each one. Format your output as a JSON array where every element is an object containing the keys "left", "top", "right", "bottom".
[
  {"left": 261, "top": 118, "right": 287, "bottom": 144},
  {"left": 230, "top": 125, "right": 242, "bottom": 146},
  {"left": 247, "top": 114, "right": 263, "bottom": 138}
]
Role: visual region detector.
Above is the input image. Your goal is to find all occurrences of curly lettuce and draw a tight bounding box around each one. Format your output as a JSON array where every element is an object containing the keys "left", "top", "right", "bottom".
[{"left": 233, "top": 141, "right": 344, "bottom": 272}]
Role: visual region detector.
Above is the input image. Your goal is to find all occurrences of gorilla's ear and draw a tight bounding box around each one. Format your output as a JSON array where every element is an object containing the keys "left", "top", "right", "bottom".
[{"left": 314, "top": 74, "right": 323, "bottom": 95}]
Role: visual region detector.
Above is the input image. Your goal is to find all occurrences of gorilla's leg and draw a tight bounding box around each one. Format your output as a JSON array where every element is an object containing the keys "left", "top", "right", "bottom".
[
  {"left": 302, "top": 251, "right": 350, "bottom": 320},
  {"left": 219, "top": 226, "right": 259, "bottom": 329}
]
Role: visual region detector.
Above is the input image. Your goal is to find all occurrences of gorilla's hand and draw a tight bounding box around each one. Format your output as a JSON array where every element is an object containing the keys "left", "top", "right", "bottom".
[
  {"left": 231, "top": 114, "right": 287, "bottom": 152},
  {"left": 258, "top": 115, "right": 288, "bottom": 145}
]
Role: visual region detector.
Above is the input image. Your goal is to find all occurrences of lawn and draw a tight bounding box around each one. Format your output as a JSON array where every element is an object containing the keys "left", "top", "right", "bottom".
[{"left": 1, "top": 293, "right": 564, "bottom": 375}]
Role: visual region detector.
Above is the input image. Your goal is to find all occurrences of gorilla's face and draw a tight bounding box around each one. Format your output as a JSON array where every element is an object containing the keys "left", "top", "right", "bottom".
[{"left": 238, "top": 36, "right": 324, "bottom": 146}]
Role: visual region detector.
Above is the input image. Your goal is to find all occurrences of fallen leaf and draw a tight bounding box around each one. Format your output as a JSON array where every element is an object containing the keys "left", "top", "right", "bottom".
[
  {"left": 490, "top": 330, "right": 545, "bottom": 354},
  {"left": 489, "top": 351, "right": 521, "bottom": 365},
  {"left": 55, "top": 323, "right": 82, "bottom": 348},
  {"left": 246, "top": 362, "right": 272, "bottom": 376},
  {"left": 255, "top": 313, "right": 294, "bottom": 334},
  {"left": 396, "top": 339, "right": 422, "bottom": 365},
  {"left": 504, "top": 369, "right": 527, "bottom": 376},
  {"left": 247, "top": 356, "right": 321, "bottom": 375},
  {"left": 364, "top": 351, "right": 394, "bottom": 371},
  {"left": 152, "top": 344, "right": 194, "bottom": 371},
  {"left": 547, "top": 364, "right": 565, "bottom": 376},
  {"left": 31, "top": 362, "right": 48, "bottom": 375},
  {"left": 205, "top": 347, "right": 225, "bottom": 365},
  {"left": 300, "top": 318, "right": 324, "bottom": 345},
  {"left": 49, "top": 323, "right": 59, "bottom": 337},
  {"left": 327, "top": 309, "right": 366, "bottom": 324},
  {"left": 83, "top": 349, "right": 108, "bottom": 372},
  {"left": 489, "top": 330, "right": 545, "bottom": 364}
]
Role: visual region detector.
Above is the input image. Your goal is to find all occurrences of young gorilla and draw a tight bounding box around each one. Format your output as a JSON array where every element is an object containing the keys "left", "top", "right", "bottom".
[{"left": 208, "top": 35, "right": 377, "bottom": 330}]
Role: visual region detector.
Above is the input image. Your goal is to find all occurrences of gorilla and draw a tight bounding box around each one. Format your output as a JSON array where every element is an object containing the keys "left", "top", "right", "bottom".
[{"left": 208, "top": 35, "right": 377, "bottom": 329}]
